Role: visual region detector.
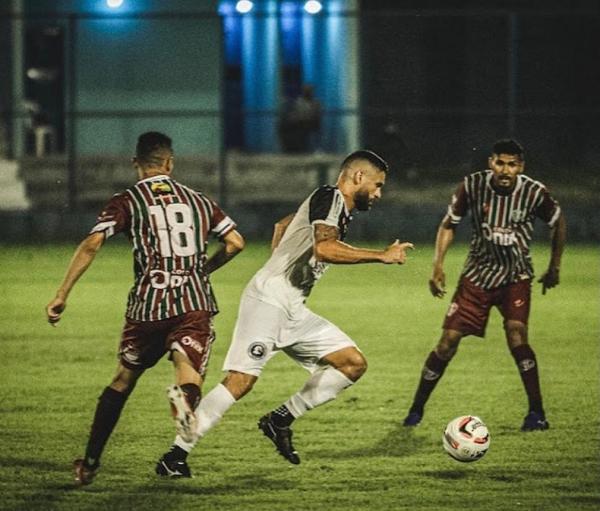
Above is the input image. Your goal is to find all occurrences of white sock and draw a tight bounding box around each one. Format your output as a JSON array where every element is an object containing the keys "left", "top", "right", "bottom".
[
  {"left": 285, "top": 366, "right": 354, "bottom": 419},
  {"left": 174, "top": 383, "right": 236, "bottom": 452}
]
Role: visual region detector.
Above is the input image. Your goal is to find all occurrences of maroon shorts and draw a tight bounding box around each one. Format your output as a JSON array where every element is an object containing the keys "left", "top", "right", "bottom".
[
  {"left": 443, "top": 277, "right": 531, "bottom": 337},
  {"left": 119, "top": 310, "right": 215, "bottom": 375}
]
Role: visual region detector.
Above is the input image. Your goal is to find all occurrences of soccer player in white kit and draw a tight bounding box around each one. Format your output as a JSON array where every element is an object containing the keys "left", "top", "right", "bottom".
[{"left": 157, "top": 150, "right": 413, "bottom": 475}]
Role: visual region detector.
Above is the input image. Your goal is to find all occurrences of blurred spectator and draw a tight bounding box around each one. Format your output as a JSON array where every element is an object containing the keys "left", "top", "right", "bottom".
[
  {"left": 23, "top": 99, "right": 55, "bottom": 157},
  {"left": 279, "top": 84, "right": 322, "bottom": 153}
]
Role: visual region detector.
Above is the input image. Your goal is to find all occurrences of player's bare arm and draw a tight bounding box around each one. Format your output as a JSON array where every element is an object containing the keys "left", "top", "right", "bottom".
[
  {"left": 205, "top": 229, "right": 245, "bottom": 274},
  {"left": 429, "top": 215, "right": 457, "bottom": 298},
  {"left": 313, "top": 223, "right": 413, "bottom": 264},
  {"left": 46, "top": 231, "right": 105, "bottom": 325},
  {"left": 538, "top": 212, "right": 566, "bottom": 294},
  {"left": 271, "top": 213, "right": 295, "bottom": 251}
]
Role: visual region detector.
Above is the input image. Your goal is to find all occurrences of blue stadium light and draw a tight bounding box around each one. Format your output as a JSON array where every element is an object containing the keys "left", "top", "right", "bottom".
[
  {"left": 106, "top": 0, "right": 124, "bottom": 8},
  {"left": 235, "top": 0, "right": 254, "bottom": 14},
  {"left": 304, "top": 0, "right": 322, "bottom": 14}
]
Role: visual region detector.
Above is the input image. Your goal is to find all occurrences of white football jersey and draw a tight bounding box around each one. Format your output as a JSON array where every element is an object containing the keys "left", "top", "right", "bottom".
[{"left": 247, "top": 186, "right": 351, "bottom": 316}]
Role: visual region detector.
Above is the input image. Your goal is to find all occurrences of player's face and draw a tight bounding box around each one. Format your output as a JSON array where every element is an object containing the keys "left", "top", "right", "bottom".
[
  {"left": 489, "top": 153, "right": 524, "bottom": 191},
  {"left": 354, "top": 167, "right": 386, "bottom": 211}
]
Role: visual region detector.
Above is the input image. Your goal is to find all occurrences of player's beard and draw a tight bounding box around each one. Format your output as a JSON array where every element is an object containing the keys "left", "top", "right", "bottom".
[{"left": 354, "top": 189, "right": 371, "bottom": 211}]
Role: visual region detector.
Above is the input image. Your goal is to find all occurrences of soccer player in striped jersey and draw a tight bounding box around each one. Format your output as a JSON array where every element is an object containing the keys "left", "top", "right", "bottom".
[
  {"left": 156, "top": 150, "right": 413, "bottom": 473},
  {"left": 403, "top": 139, "right": 566, "bottom": 431},
  {"left": 46, "top": 132, "right": 244, "bottom": 485}
]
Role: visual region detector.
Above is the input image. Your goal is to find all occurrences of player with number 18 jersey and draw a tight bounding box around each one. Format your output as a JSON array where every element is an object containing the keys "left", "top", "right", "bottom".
[{"left": 92, "top": 175, "right": 236, "bottom": 322}]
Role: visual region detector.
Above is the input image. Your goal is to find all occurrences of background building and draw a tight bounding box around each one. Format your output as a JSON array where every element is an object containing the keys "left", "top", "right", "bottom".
[{"left": 0, "top": 0, "right": 598, "bottom": 241}]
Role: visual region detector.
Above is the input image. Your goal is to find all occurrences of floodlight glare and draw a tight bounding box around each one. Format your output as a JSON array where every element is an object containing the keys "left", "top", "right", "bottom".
[
  {"left": 106, "top": 0, "right": 124, "bottom": 8},
  {"left": 304, "top": 0, "right": 322, "bottom": 14},
  {"left": 235, "top": 0, "right": 254, "bottom": 14}
]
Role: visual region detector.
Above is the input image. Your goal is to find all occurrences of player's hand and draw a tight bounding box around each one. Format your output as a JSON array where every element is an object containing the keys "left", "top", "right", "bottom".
[
  {"left": 429, "top": 266, "right": 446, "bottom": 298},
  {"left": 381, "top": 240, "right": 414, "bottom": 264},
  {"left": 538, "top": 267, "right": 559, "bottom": 295},
  {"left": 46, "top": 297, "right": 66, "bottom": 326}
]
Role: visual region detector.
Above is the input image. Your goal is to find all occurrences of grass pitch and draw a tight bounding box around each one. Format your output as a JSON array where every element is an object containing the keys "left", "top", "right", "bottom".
[{"left": 0, "top": 242, "right": 598, "bottom": 511}]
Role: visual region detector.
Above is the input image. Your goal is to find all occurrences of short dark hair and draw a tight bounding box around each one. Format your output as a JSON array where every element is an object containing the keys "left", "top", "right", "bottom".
[
  {"left": 135, "top": 131, "right": 173, "bottom": 167},
  {"left": 341, "top": 150, "right": 389, "bottom": 173},
  {"left": 492, "top": 138, "right": 524, "bottom": 159}
]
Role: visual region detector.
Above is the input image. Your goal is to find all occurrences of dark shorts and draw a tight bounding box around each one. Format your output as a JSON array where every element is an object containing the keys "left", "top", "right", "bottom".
[
  {"left": 119, "top": 310, "right": 215, "bottom": 375},
  {"left": 443, "top": 277, "right": 531, "bottom": 337}
]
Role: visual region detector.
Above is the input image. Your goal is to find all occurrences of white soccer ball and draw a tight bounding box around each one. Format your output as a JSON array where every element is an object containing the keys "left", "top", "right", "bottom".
[{"left": 442, "top": 415, "right": 490, "bottom": 462}]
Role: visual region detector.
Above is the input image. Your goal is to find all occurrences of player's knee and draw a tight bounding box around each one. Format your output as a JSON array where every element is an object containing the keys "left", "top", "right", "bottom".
[
  {"left": 436, "top": 333, "right": 461, "bottom": 360},
  {"left": 505, "top": 320, "right": 528, "bottom": 348},
  {"left": 342, "top": 351, "right": 368, "bottom": 381},
  {"left": 110, "top": 365, "right": 142, "bottom": 394}
]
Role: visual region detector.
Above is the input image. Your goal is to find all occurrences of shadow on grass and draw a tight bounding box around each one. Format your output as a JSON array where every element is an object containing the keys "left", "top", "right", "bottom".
[
  {"left": 150, "top": 473, "right": 297, "bottom": 496},
  {"left": 2, "top": 455, "right": 298, "bottom": 511},
  {"left": 314, "top": 422, "right": 427, "bottom": 460},
  {"left": 422, "top": 469, "right": 469, "bottom": 480}
]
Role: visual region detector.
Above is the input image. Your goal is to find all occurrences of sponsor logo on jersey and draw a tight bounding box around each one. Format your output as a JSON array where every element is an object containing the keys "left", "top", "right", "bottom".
[
  {"left": 248, "top": 342, "right": 267, "bottom": 360},
  {"left": 481, "top": 222, "right": 517, "bottom": 246},
  {"left": 151, "top": 182, "right": 173, "bottom": 195},
  {"left": 150, "top": 269, "right": 190, "bottom": 289}
]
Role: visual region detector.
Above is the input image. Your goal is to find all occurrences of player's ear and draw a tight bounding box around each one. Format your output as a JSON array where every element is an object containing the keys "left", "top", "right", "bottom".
[{"left": 353, "top": 169, "right": 363, "bottom": 185}]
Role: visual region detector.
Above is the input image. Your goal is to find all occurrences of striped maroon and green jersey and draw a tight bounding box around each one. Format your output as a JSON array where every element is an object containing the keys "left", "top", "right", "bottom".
[
  {"left": 90, "top": 175, "right": 236, "bottom": 321},
  {"left": 447, "top": 170, "right": 561, "bottom": 290}
]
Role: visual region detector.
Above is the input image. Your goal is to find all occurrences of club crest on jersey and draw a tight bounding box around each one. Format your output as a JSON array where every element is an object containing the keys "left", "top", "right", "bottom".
[
  {"left": 248, "top": 342, "right": 267, "bottom": 360},
  {"left": 511, "top": 209, "right": 526, "bottom": 223},
  {"left": 151, "top": 182, "right": 173, "bottom": 195}
]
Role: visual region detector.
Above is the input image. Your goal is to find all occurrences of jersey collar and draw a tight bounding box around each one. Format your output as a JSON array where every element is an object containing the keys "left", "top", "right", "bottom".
[
  {"left": 138, "top": 174, "right": 171, "bottom": 184},
  {"left": 486, "top": 170, "right": 523, "bottom": 196}
]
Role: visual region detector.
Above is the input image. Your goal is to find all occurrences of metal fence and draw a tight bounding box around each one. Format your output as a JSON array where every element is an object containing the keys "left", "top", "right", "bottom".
[{"left": 1, "top": 6, "right": 599, "bottom": 218}]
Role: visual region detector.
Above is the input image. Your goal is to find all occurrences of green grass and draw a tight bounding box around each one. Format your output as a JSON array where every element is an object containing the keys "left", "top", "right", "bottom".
[{"left": 0, "top": 242, "right": 598, "bottom": 511}]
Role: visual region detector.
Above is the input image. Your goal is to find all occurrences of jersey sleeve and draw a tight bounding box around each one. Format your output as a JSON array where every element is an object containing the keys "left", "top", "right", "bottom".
[
  {"left": 89, "top": 193, "right": 131, "bottom": 239},
  {"left": 446, "top": 181, "right": 469, "bottom": 225},
  {"left": 209, "top": 200, "right": 237, "bottom": 238},
  {"left": 534, "top": 188, "right": 561, "bottom": 227},
  {"left": 309, "top": 187, "right": 344, "bottom": 228}
]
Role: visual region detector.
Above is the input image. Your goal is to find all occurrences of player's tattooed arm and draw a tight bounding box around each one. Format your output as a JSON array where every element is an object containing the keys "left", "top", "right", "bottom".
[
  {"left": 313, "top": 223, "right": 340, "bottom": 244},
  {"left": 271, "top": 213, "right": 295, "bottom": 251},
  {"left": 313, "top": 223, "right": 413, "bottom": 265}
]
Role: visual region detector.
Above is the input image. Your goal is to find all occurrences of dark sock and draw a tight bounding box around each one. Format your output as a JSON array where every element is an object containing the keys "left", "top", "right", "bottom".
[
  {"left": 180, "top": 383, "right": 201, "bottom": 411},
  {"left": 511, "top": 344, "right": 544, "bottom": 415},
  {"left": 271, "top": 404, "right": 294, "bottom": 428},
  {"left": 164, "top": 445, "right": 189, "bottom": 462},
  {"left": 83, "top": 387, "right": 129, "bottom": 468},
  {"left": 409, "top": 351, "right": 450, "bottom": 414}
]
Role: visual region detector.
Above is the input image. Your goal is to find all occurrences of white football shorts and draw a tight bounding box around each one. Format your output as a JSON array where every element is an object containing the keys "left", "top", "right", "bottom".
[{"left": 222, "top": 293, "right": 356, "bottom": 377}]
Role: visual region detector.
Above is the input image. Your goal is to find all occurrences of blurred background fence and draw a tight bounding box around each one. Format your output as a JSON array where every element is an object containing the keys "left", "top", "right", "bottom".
[{"left": 0, "top": 0, "right": 598, "bottom": 242}]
